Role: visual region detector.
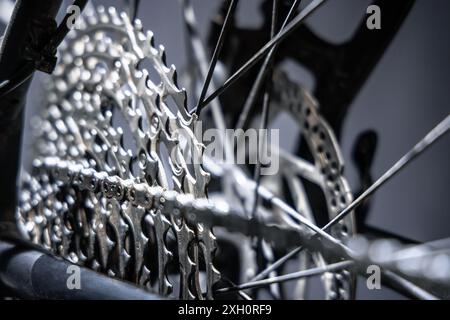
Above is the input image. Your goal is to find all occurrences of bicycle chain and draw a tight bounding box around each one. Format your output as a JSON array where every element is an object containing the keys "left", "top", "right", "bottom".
[{"left": 20, "top": 157, "right": 450, "bottom": 295}]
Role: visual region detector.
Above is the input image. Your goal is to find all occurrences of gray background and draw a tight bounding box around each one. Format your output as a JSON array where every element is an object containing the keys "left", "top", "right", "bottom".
[{"left": 1, "top": 0, "right": 449, "bottom": 299}]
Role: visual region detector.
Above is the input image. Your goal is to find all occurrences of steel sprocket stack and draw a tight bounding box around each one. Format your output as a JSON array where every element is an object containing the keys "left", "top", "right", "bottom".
[{"left": 17, "top": 6, "right": 219, "bottom": 300}]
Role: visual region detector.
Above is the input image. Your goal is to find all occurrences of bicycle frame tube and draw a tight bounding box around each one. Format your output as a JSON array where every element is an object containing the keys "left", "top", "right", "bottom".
[
  {"left": 0, "top": 0, "right": 62, "bottom": 238},
  {"left": 0, "top": 240, "right": 162, "bottom": 299}
]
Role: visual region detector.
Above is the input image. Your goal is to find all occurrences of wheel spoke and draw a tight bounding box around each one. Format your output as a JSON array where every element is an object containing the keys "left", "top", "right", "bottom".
[
  {"left": 219, "top": 277, "right": 253, "bottom": 300},
  {"left": 180, "top": 0, "right": 233, "bottom": 162},
  {"left": 189, "top": 0, "right": 326, "bottom": 114},
  {"left": 322, "top": 114, "right": 450, "bottom": 231},
  {"left": 251, "top": 246, "right": 304, "bottom": 282},
  {"left": 216, "top": 260, "right": 353, "bottom": 293},
  {"left": 236, "top": 0, "right": 301, "bottom": 130},
  {"left": 382, "top": 270, "right": 438, "bottom": 300},
  {"left": 241, "top": 114, "right": 450, "bottom": 286},
  {"left": 249, "top": 0, "right": 278, "bottom": 220},
  {"left": 195, "top": 0, "right": 238, "bottom": 116},
  {"left": 126, "top": 0, "right": 140, "bottom": 21}
]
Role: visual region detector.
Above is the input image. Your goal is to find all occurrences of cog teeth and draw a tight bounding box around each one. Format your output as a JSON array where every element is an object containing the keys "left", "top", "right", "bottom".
[
  {"left": 158, "top": 45, "right": 166, "bottom": 63},
  {"left": 87, "top": 10, "right": 98, "bottom": 25},
  {"left": 66, "top": 30, "right": 76, "bottom": 41},
  {"left": 168, "top": 65, "right": 177, "bottom": 82},
  {"left": 134, "top": 19, "right": 143, "bottom": 31},
  {"left": 98, "top": 6, "right": 109, "bottom": 24},
  {"left": 106, "top": 238, "right": 115, "bottom": 250},
  {"left": 107, "top": 6, "right": 119, "bottom": 23},
  {"left": 139, "top": 266, "right": 151, "bottom": 288},
  {"left": 77, "top": 17, "right": 87, "bottom": 31},
  {"left": 24, "top": 5, "right": 216, "bottom": 300},
  {"left": 121, "top": 251, "right": 131, "bottom": 264},
  {"left": 119, "top": 11, "right": 128, "bottom": 21},
  {"left": 146, "top": 31, "right": 155, "bottom": 47},
  {"left": 135, "top": 69, "right": 149, "bottom": 93},
  {"left": 59, "top": 41, "right": 68, "bottom": 51}
]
